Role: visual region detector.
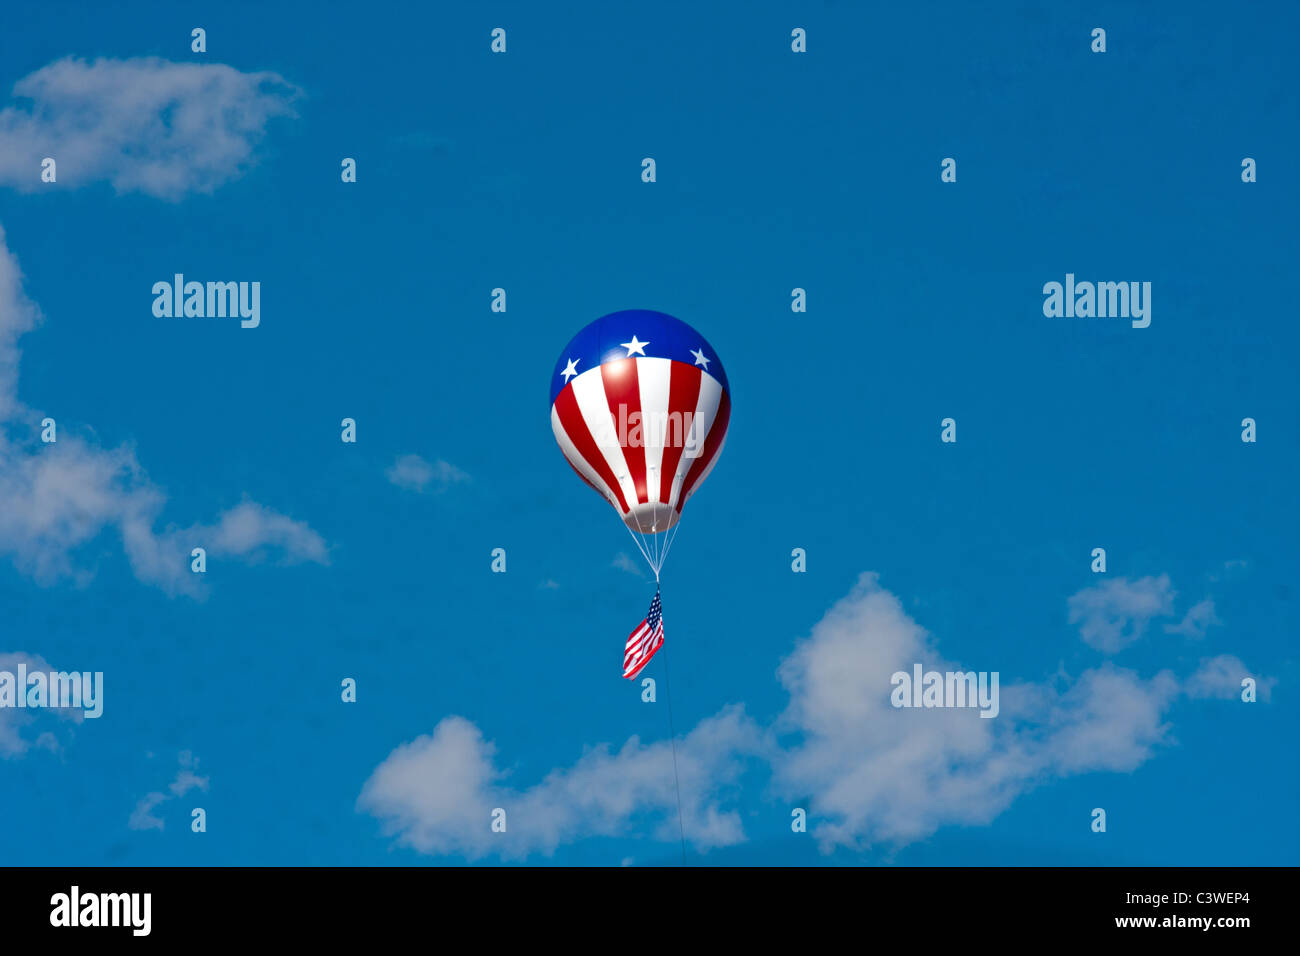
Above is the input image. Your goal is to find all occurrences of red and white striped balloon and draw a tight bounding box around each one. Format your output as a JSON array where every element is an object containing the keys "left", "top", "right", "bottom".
[{"left": 549, "top": 310, "right": 731, "bottom": 573}]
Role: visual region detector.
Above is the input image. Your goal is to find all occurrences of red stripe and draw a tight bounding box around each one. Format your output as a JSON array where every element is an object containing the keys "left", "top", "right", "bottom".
[
  {"left": 625, "top": 622, "right": 650, "bottom": 653},
  {"left": 599, "top": 358, "right": 648, "bottom": 505},
  {"left": 625, "top": 638, "right": 654, "bottom": 668},
  {"left": 676, "top": 388, "right": 731, "bottom": 513},
  {"left": 623, "top": 626, "right": 664, "bottom": 679},
  {"left": 624, "top": 621, "right": 662, "bottom": 662},
  {"left": 625, "top": 633, "right": 653, "bottom": 665},
  {"left": 553, "top": 384, "right": 630, "bottom": 514},
  {"left": 658, "top": 362, "right": 702, "bottom": 505},
  {"left": 621, "top": 639, "right": 660, "bottom": 676}
]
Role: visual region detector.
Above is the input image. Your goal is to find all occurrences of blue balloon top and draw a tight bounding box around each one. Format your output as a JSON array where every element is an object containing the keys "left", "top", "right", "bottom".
[{"left": 549, "top": 309, "right": 729, "bottom": 406}]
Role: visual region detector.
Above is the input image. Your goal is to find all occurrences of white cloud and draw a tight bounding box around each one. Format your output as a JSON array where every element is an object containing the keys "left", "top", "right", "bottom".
[
  {"left": 0, "top": 57, "right": 298, "bottom": 199},
  {"left": 1038, "top": 665, "right": 1179, "bottom": 774},
  {"left": 204, "top": 500, "right": 328, "bottom": 565},
  {"left": 1165, "top": 598, "right": 1220, "bottom": 639},
  {"left": 385, "top": 454, "right": 470, "bottom": 494},
  {"left": 0, "top": 434, "right": 327, "bottom": 596},
  {"left": 612, "top": 552, "right": 645, "bottom": 577},
  {"left": 1067, "top": 575, "right": 1176, "bottom": 653},
  {"left": 1185, "top": 654, "right": 1273, "bottom": 701},
  {"left": 770, "top": 574, "right": 1182, "bottom": 850},
  {"left": 0, "top": 224, "right": 41, "bottom": 421},
  {"left": 127, "top": 792, "right": 167, "bottom": 832},
  {"left": 129, "top": 751, "right": 208, "bottom": 831},
  {"left": 0, "top": 651, "right": 80, "bottom": 757},
  {"left": 358, "top": 707, "right": 764, "bottom": 860},
  {"left": 361, "top": 571, "right": 1263, "bottom": 859}
]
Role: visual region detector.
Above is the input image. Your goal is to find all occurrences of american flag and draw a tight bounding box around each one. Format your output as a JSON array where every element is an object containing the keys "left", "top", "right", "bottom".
[{"left": 623, "top": 589, "right": 664, "bottom": 679}]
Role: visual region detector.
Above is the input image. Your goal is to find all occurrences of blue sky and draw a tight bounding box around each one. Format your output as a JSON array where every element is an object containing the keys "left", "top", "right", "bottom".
[{"left": 0, "top": 0, "right": 1296, "bottom": 866}]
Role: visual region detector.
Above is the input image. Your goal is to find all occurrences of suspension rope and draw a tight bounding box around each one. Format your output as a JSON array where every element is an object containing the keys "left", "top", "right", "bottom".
[
  {"left": 658, "top": 516, "right": 683, "bottom": 573},
  {"left": 620, "top": 514, "right": 655, "bottom": 570},
  {"left": 627, "top": 496, "right": 655, "bottom": 577},
  {"left": 620, "top": 491, "right": 688, "bottom": 579}
]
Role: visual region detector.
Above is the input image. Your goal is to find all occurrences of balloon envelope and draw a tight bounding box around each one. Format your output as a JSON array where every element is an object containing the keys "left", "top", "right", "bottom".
[{"left": 549, "top": 309, "right": 730, "bottom": 534}]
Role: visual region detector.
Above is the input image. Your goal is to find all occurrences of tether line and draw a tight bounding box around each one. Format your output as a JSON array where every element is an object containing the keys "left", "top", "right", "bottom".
[{"left": 661, "top": 638, "right": 688, "bottom": 866}]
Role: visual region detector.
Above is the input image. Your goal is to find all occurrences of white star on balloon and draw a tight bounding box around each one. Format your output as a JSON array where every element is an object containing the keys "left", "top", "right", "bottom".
[
  {"left": 621, "top": 335, "right": 649, "bottom": 357},
  {"left": 690, "top": 347, "right": 710, "bottom": 370},
  {"left": 561, "top": 357, "right": 581, "bottom": 382}
]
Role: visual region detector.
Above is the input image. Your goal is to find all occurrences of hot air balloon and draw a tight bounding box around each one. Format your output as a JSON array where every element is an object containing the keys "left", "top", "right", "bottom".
[{"left": 549, "top": 309, "right": 731, "bottom": 581}]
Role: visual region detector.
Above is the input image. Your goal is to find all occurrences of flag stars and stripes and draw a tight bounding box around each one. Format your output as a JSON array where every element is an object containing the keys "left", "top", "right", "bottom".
[
  {"left": 690, "top": 347, "right": 710, "bottom": 369},
  {"left": 623, "top": 590, "right": 665, "bottom": 679},
  {"left": 561, "top": 357, "right": 581, "bottom": 382}
]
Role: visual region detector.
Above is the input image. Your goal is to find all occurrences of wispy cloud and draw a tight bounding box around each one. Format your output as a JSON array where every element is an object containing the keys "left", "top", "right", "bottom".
[
  {"left": 1164, "top": 598, "right": 1220, "bottom": 639},
  {"left": 127, "top": 792, "right": 168, "bottom": 832},
  {"left": 385, "top": 454, "right": 470, "bottom": 494},
  {"left": 129, "top": 751, "right": 208, "bottom": 831},
  {"left": 1067, "top": 575, "right": 1176, "bottom": 653},
  {"left": 0, "top": 428, "right": 328, "bottom": 596},
  {"left": 612, "top": 552, "right": 645, "bottom": 577},
  {"left": 0, "top": 57, "right": 298, "bottom": 199},
  {"left": 0, "top": 224, "right": 40, "bottom": 421}
]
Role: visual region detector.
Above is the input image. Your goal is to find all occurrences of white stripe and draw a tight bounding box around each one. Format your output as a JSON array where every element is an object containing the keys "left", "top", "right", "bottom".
[
  {"left": 551, "top": 405, "right": 624, "bottom": 514},
  {"left": 627, "top": 637, "right": 661, "bottom": 673},
  {"left": 570, "top": 367, "right": 641, "bottom": 511},
  {"left": 625, "top": 624, "right": 650, "bottom": 650},
  {"left": 626, "top": 632, "right": 661, "bottom": 674},
  {"left": 634, "top": 357, "right": 672, "bottom": 504},
  {"left": 667, "top": 372, "right": 723, "bottom": 510},
  {"left": 627, "top": 623, "right": 663, "bottom": 663}
]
